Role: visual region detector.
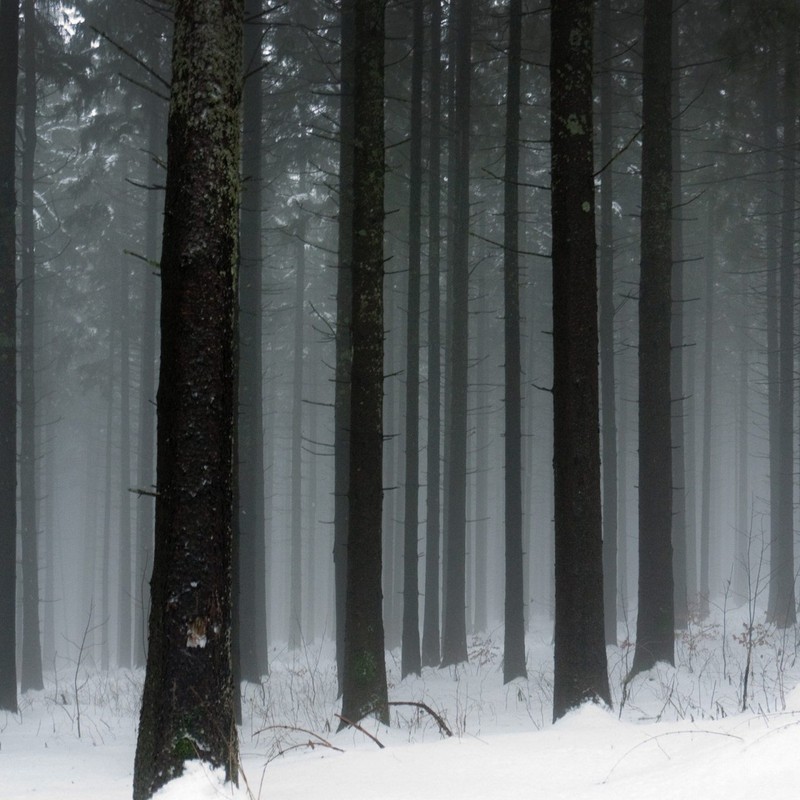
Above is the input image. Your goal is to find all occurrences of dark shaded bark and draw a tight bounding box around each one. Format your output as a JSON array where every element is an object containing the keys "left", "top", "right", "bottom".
[
  {"left": 767, "top": 21, "right": 797, "bottom": 627},
  {"left": 133, "top": 2, "right": 242, "bottom": 796},
  {"left": 421, "top": 0, "right": 443, "bottom": 669},
  {"left": 440, "top": 0, "right": 472, "bottom": 670},
  {"left": 334, "top": 0, "right": 354, "bottom": 694},
  {"left": 670, "top": 0, "right": 687, "bottom": 629},
  {"left": 598, "top": 0, "right": 618, "bottom": 647},
  {"left": 236, "top": 0, "right": 268, "bottom": 681},
  {"left": 631, "top": 0, "right": 674, "bottom": 676},
  {"left": 502, "top": 0, "right": 526, "bottom": 684},
  {"left": 20, "top": 0, "right": 42, "bottom": 692},
  {"left": 401, "top": 0, "right": 423, "bottom": 680},
  {"left": 699, "top": 212, "right": 713, "bottom": 620},
  {"left": 0, "top": 0, "right": 19, "bottom": 713},
  {"left": 339, "top": 0, "right": 388, "bottom": 727},
  {"left": 550, "top": 0, "right": 610, "bottom": 721}
]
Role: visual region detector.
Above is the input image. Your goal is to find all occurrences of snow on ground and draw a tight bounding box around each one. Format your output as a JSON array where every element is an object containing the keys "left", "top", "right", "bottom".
[{"left": 3, "top": 607, "right": 800, "bottom": 799}]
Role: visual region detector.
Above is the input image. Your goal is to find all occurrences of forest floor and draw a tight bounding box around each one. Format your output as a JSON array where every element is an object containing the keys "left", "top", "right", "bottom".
[{"left": 3, "top": 603, "right": 800, "bottom": 799}]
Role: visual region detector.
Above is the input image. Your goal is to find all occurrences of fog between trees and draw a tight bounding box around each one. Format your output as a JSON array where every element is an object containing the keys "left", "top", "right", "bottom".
[{"left": 0, "top": 0, "right": 797, "bottom": 754}]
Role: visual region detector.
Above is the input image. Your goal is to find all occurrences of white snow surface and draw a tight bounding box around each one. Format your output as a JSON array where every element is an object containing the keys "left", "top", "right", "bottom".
[{"left": 4, "top": 610, "right": 800, "bottom": 800}]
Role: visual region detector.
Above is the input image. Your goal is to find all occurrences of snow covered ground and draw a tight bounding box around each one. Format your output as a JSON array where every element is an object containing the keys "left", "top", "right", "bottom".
[{"left": 4, "top": 608, "right": 800, "bottom": 799}]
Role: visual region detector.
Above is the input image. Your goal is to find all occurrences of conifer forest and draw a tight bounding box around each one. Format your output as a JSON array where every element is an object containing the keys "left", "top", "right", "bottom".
[{"left": 3, "top": 1, "right": 800, "bottom": 797}]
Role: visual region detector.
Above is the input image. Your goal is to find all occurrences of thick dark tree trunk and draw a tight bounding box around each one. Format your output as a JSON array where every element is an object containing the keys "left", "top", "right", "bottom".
[
  {"left": 440, "top": 0, "right": 472, "bottom": 669},
  {"left": 0, "top": 0, "right": 19, "bottom": 713},
  {"left": 767, "top": 25, "right": 797, "bottom": 627},
  {"left": 339, "top": 0, "right": 388, "bottom": 727},
  {"left": 502, "top": 0, "right": 526, "bottom": 684},
  {"left": 236, "top": 0, "right": 268, "bottom": 680},
  {"left": 133, "top": 2, "right": 242, "bottom": 796},
  {"left": 631, "top": 0, "right": 674, "bottom": 676},
  {"left": 421, "top": 0, "right": 443, "bottom": 669},
  {"left": 20, "top": 0, "right": 42, "bottom": 692},
  {"left": 597, "top": 0, "right": 618, "bottom": 647},
  {"left": 401, "top": 0, "right": 423, "bottom": 680},
  {"left": 333, "top": 0, "right": 354, "bottom": 693},
  {"left": 550, "top": 0, "right": 610, "bottom": 721}
]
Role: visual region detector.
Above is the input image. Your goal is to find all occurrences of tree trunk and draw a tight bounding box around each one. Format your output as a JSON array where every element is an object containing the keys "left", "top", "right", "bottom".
[
  {"left": 401, "top": 0, "right": 423, "bottom": 680},
  {"left": 669, "top": 0, "right": 688, "bottom": 630},
  {"left": 118, "top": 233, "right": 133, "bottom": 669},
  {"left": 598, "top": 0, "right": 618, "bottom": 647},
  {"left": 767, "top": 24, "right": 797, "bottom": 627},
  {"left": 134, "top": 95, "right": 163, "bottom": 669},
  {"left": 699, "top": 210, "right": 713, "bottom": 620},
  {"left": 630, "top": 0, "right": 674, "bottom": 677},
  {"left": 421, "top": 0, "right": 443, "bottom": 669},
  {"left": 236, "top": 0, "right": 268, "bottom": 680},
  {"left": 0, "top": 0, "right": 19, "bottom": 713},
  {"left": 440, "top": 0, "right": 472, "bottom": 669},
  {"left": 133, "top": 2, "right": 242, "bottom": 795},
  {"left": 339, "top": 0, "right": 388, "bottom": 727},
  {"left": 502, "top": 0, "right": 526, "bottom": 683},
  {"left": 20, "top": 0, "right": 43, "bottom": 692},
  {"left": 333, "top": 0, "right": 355, "bottom": 693},
  {"left": 289, "top": 217, "right": 306, "bottom": 649},
  {"left": 550, "top": 0, "right": 610, "bottom": 721}
]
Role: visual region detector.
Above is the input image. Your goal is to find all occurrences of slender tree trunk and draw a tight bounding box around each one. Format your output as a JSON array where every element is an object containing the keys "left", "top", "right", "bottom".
[
  {"left": 763, "top": 51, "right": 781, "bottom": 625},
  {"left": 440, "top": 0, "right": 472, "bottom": 669},
  {"left": 118, "top": 242, "right": 133, "bottom": 669},
  {"left": 339, "top": 0, "right": 388, "bottom": 727},
  {"left": 333, "top": 0, "right": 355, "bottom": 693},
  {"left": 0, "top": 0, "right": 20, "bottom": 713},
  {"left": 699, "top": 212, "right": 713, "bottom": 620},
  {"left": 734, "top": 316, "right": 748, "bottom": 601},
  {"left": 551, "top": 0, "right": 610, "bottom": 720},
  {"left": 133, "top": 2, "right": 242, "bottom": 794},
  {"left": 502, "top": 0, "right": 526, "bottom": 683},
  {"left": 134, "top": 100, "right": 162, "bottom": 669},
  {"left": 236, "top": 0, "right": 268, "bottom": 680},
  {"left": 401, "top": 0, "right": 423, "bottom": 679},
  {"left": 20, "top": 0, "right": 43, "bottom": 691},
  {"left": 101, "top": 324, "right": 116, "bottom": 671},
  {"left": 598, "top": 0, "right": 618, "bottom": 646},
  {"left": 630, "top": 0, "right": 674, "bottom": 676},
  {"left": 421, "top": 0, "right": 443, "bottom": 669},
  {"left": 670, "top": 0, "right": 688, "bottom": 630},
  {"left": 768, "top": 25, "right": 797, "bottom": 626},
  {"left": 289, "top": 218, "right": 306, "bottom": 649}
]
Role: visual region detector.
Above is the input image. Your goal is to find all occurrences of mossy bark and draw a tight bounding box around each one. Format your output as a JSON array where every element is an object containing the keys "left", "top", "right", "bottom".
[{"left": 133, "top": 2, "right": 243, "bottom": 797}]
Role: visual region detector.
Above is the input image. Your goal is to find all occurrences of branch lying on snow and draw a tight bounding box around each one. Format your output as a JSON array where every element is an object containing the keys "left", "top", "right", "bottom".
[
  {"left": 387, "top": 701, "right": 453, "bottom": 738},
  {"left": 255, "top": 724, "right": 344, "bottom": 754},
  {"left": 335, "top": 714, "right": 385, "bottom": 749}
]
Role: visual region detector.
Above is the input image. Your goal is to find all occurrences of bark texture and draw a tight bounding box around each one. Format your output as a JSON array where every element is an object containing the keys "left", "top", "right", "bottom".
[
  {"left": 339, "top": 0, "right": 388, "bottom": 727},
  {"left": 133, "top": 2, "right": 242, "bottom": 796},
  {"left": 631, "top": 0, "right": 675, "bottom": 675},
  {"left": 550, "top": 0, "right": 611, "bottom": 721}
]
